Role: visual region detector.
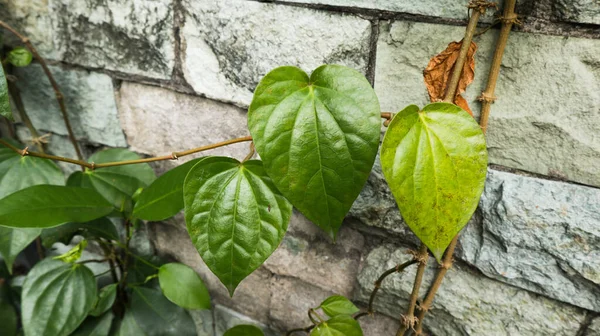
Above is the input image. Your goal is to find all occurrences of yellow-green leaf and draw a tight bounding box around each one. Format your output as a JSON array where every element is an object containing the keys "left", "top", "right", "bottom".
[{"left": 380, "top": 103, "right": 487, "bottom": 260}]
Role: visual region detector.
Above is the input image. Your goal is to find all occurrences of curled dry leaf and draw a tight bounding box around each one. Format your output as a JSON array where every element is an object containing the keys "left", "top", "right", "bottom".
[{"left": 423, "top": 40, "right": 477, "bottom": 116}]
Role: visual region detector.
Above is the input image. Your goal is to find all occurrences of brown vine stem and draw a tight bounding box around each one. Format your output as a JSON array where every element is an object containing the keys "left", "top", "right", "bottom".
[
  {"left": 478, "top": 0, "right": 518, "bottom": 133},
  {"left": 0, "top": 136, "right": 253, "bottom": 169},
  {"left": 355, "top": 258, "right": 418, "bottom": 320},
  {"left": 0, "top": 21, "right": 84, "bottom": 163},
  {"left": 6, "top": 79, "right": 45, "bottom": 153},
  {"left": 396, "top": 245, "right": 429, "bottom": 335},
  {"left": 414, "top": 2, "right": 514, "bottom": 334}
]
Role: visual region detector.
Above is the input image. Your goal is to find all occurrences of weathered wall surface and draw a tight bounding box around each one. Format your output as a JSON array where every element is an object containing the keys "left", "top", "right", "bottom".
[{"left": 2, "top": 0, "right": 600, "bottom": 335}]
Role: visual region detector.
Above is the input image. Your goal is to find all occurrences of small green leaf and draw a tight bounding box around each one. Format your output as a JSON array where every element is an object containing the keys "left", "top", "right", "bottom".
[
  {"left": 224, "top": 325, "right": 265, "bottom": 336},
  {"left": 53, "top": 239, "right": 87, "bottom": 263},
  {"left": 0, "top": 63, "right": 12, "bottom": 120},
  {"left": 319, "top": 295, "right": 359, "bottom": 317},
  {"left": 133, "top": 158, "right": 205, "bottom": 221},
  {"left": 68, "top": 148, "right": 156, "bottom": 207},
  {"left": 0, "top": 227, "right": 41, "bottom": 273},
  {"left": 116, "top": 310, "right": 146, "bottom": 336},
  {"left": 0, "top": 185, "right": 113, "bottom": 229},
  {"left": 248, "top": 65, "right": 381, "bottom": 239},
  {"left": 311, "top": 315, "right": 363, "bottom": 336},
  {"left": 21, "top": 259, "right": 97, "bottom": 336},
  {"left": 130, "top": 286, "right": 197, "bottom": 336},
  {"left": 71, "top": 312, "right": 114, "bottom": 336},
  {"left": 184, "top": 157, "right": 292, "bottom": 295},
  {"left": 158, "top": 263, "right": 210, "bottom": 310},
  {"left": 7, "top": 47, "right": 33, "bottom": 67},
  {"left": 41, "top": 217, "right": 120, "bottom": 249},
  {"left": 90, "top": 284, "right": 117, "bottom": 317},
  {"left": 381, "top": 103, "right": 488, "bottom": 260}
]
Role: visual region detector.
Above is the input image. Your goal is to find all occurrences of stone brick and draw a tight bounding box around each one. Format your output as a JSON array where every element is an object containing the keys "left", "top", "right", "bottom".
[
  {"left": 460, "top": 169, "right": 600, "bottom": 312},
  {"left": 356, "top": 244, "right": 586, "bottom": 336},
  {"left": 13, "top": 64, "right": 126, "bottom": 147},
  {"left": 0, "top": 0, "right": 175, "bottom": 79},
  {"left": 188, "top": 309, "right": 215, "bottom": 336},
  {"left": 357, "top": 313, "right": 401, "bottom": 336},
  {"left": 264, "top": 212, "right": 365, "bottom": 297},
  {"left": 554, "top": 0, "right": 600, "bottom": 25},
  {"left": 180, "top": 0, "right": 372, "bottom": 107},
  {"left": 375, "top": 20, "right": 600, "bottom": 187},
  {"left": 117, "top": 82, "right": 250, "bottom": 161}
]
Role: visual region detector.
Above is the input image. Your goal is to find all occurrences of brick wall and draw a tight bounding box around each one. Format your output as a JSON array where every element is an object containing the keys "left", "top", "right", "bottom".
[{"left": 2, "top": 0, "right": 600, "bottom": 335}]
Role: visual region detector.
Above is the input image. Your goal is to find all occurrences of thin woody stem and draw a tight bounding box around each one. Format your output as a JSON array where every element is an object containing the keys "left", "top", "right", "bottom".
[
  {"left": 6, "top": 79, "right": 45, "bottom": 153},
  {"left": 478, "top": 0, "right": 518, "bottom": 133},
  {"left": 0, "top": 136, "right": 253, "bottom": 169},
  {"left": 396, "top": 244, "right": 429, "bottom": 335},
  {"left": 0, "top": 20, "right": 84, "bottom": 162}
]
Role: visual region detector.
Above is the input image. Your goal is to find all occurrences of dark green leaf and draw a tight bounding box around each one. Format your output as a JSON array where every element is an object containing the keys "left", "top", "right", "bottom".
[
  {"left": 184, "top": 157, "right": 292, "bottom": 295},
  {"left": 71, "top": 312, "right": 114, "bottom": 336},
  {"left": 0, "top": 63, "right": 12, "bottom": 120},
  {"left": 130, "top": 286, "right": 197, "bottom": 336},
  {"left": 68, "top": 148, "right": 155, "bottom": 207},
  {"left": 310, "top": 315, "right": 363, "bottom": 336},
  {"left": 90, "top": 284, "right": 117, "bottom": 317},
  {"left": 0, "top": 279, "right": 17, "bottom": 336},
  {"left": 248, "top": 65, "right": 380, "bottom": 239},
  {"left": 116, "top": 310, "right": 146, "bottom": 336},
  {"left": 41, "top": 217, "right": 120, "bottom": 249},
  {"left": 134, "top": 158, "right": 205, "bottom": 221},
  {"left": 0, "top": 185, "right": 113, "bottom": 229},
  {"left": 21, "top": 259, "right": 97, "bottom": 336},
  {"left": 158, "top": 262, "right": 210, "bottom": 310},
  {"left": 7, "top": 47, "right": 33, "bottom": 67},
  {"left": 0, "top": 227, "right": 40, "bottom": 272},
  {"left": 319, "top": 295, "right": 359, "bottom": 317},
  {"left": 224, "top": 325, "right": 265, "bottom": 336},
  {"left": 380, "top": 103, "right": 487, "bottom": 260}
]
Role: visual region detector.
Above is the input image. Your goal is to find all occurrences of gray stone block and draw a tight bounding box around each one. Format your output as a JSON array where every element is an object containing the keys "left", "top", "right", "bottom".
[
  {"left": 554, "top": 0, "right": 600, "bottom": 25},
  {"left": 180, "top": 0, "right": 372, "bottom": 107}
]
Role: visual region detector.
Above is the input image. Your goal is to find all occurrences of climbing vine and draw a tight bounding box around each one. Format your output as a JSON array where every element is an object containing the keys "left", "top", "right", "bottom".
[{"left": 0, "top": 0, "right": 517, "bottom": 335}]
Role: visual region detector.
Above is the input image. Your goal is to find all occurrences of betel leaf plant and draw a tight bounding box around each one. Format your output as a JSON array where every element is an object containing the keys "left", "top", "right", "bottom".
[{"left": 0, "top": 0, "right": 516, "bottom": 334}]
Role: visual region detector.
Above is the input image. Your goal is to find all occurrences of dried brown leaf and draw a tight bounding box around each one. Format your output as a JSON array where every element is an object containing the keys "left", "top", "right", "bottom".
[{"left": 423, "top": 40, "right": 477, "bottom": 115}]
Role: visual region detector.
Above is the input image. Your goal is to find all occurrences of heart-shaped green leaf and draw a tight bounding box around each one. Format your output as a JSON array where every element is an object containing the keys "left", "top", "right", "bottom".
[
  {"left": 68, "top": 148, "right": 156, "bottom": 208},
  {"left": 248, "top": 65, "right": 380, "bottom": 239},
  {"left": 311, "top": 315, "right": 363, "bottom": 336},
  {"left": 0, "top": 227, "right": 41, "bottom": 273},
  {"left": 90, "top": 284, "right": 117, "bottom": 317},
  {"left": 0, "top": 185, "right": 113, "bottom": 229},
  {"left": 319, "top": 295, "right": 359, "bottom": 317},
  {"left": 224, "top": 325, "right": 265, "bottom": 336},
  {"left": 381, "top": 103, "right": 487, "bottom": 260},
  {"left": 184, "top": 157, "right": 292, "bottom": 295},
  {"left": 21, "top": 259, "right": 97, "bottom": 336},
  {"left": 133, "top": 158, "right": 206, "bottom": 221},
  {"left": 130, "top": 286, "right": 197, "bottom": 336},
  {"left": 0, "top": 64, "right": 12, "bottom": 120},
  {"left": 158, "top": 262, "right": 210, "bottom": 310}
]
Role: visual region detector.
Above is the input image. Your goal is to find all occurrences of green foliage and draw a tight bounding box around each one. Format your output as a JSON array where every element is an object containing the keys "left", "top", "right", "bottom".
[
  {"left": 21, "top": 259, "right": 97, "bottom": 336},
  {"left": 133, "top": 158, "right": 205, "bottom": 221},
  {"left": 0, "top": 227, "right": 40, "bottom": 272},
  {"left": 0, "top": 63, "right": 12, "bottom": 120},
  {"left": 158, "top": 262, "right": 210, "bottom": 310},
  {"left": 90, "top": 284, "right": 117, "bottom": 317},
  {"left": 0, "top": 185, "right": 113, "bottom": 229},
  {"left": 67, "top": 148, "right": 155, "bottom": 208},
  {"left": 7, "top": 47, "right": 33, "bottom": 67},
  {"left": 0, "top": 278, "right": 17, "bottom": 336},
  {"left": 129, "top": 286, "right": 197, "bottom": 336},
  {"left": 71, "top": 312, "right": 114, "bottom": 336},
  {"left": 248, "top": 65, "right": 381, "bottom": 239},
  {"left": 380, "top": 103, "right": 488, "bottom": 260},
  {"left": 184, "top": 157, "right": 292, "bottom": 295},
  {"left": 224, "top": 325, "right": 265, "bottom": 336},
  {"left": 319, "top": 295, "right": 359, "bottom": 317},
  {"left": 40, "top": 217, "right": 120, "bottom": 248},
  {"left": 311, "top": 315, "right": 363, "bottom": 336},
  {"left": 53, "top": 239, "right": 87, "bottom": 263}
]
